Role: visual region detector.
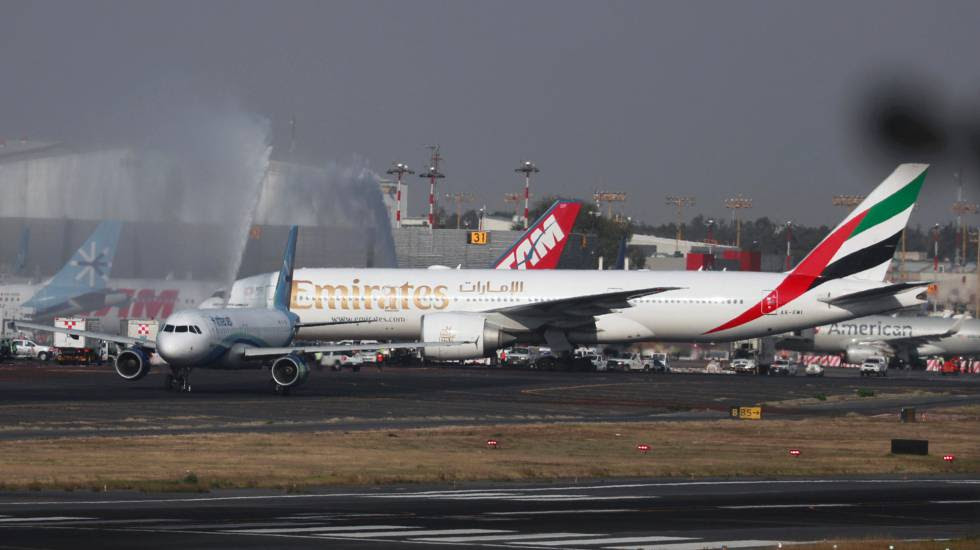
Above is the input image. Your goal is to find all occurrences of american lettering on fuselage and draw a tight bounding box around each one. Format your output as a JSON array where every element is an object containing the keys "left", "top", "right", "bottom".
[{"left": 824, "top": 321, "right": 914, "bottom": 338}]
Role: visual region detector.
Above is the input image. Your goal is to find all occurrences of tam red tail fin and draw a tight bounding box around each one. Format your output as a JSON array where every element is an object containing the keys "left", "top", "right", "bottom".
[{"left": 493, "top": 201, "right": 581, "bottom": 269}]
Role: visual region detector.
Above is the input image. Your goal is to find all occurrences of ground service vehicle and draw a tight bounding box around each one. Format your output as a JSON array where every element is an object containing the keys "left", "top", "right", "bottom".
[
  {"left": 318, "top": 342, "right": 365, "bottom": 371},
  {"left": 607, "top": 351, "right": 654, "bottom": 372},
  {"left": 12, "top": 339, "right": 53, "bottom": 361},
  {"left": 52, "top": 317, "right": 100, "bottom": 365},
  {"left": 769, "top": 358, "right": 799, "bottom": 376},
  {"left": 860, "top": 356, "right": 889, "bottom": 377},
  {"left": 644, "top": 351, "right": 670, "bottom": 373},
  {"left": 732, "top": 358, "right": 758, "bottom": 375},
  {"left": 805, "top": 363, "right": 825, "bottom": 377}
]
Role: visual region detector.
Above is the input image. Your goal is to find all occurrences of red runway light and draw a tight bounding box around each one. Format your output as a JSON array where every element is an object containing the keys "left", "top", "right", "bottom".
[
  {"left": 943, "top": 454, "right": 955, "bottom": 462},
  {"left": 486, "top": 439, "right": 498, "bottom": 449},
  {"left": 636, "top": 444, "right": 651, "bottom": 453},
  {"left": 789, "top": 449, "right": 801, "bottom": 457}
]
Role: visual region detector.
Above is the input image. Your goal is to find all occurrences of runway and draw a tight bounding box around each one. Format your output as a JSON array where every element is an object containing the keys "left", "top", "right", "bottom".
[
  {"left": 0, "top": 362, "right": 977, "bottom": 439},
  {"left": 0, "top": 477, "right": 976, "bottom": 549}
]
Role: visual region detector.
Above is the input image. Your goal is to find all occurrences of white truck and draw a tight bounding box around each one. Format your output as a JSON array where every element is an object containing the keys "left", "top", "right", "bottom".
[
  {"left": 53, "top": 317, "right": 100, "bottom": 365},
  {"left": 317, "top": 341, "right": 365, "bottom": 371},
  {"left": 642, "top": 351, "right": 671, "bottom": 373},
  {"left": 860, "top": 356, "right": 889, "bottom": 377},
  {"left": 607, "top": 351, "right": 655, "bottom": 372},
  {"left": 11, "top": 338, "right": 54, "bottom": 361}
]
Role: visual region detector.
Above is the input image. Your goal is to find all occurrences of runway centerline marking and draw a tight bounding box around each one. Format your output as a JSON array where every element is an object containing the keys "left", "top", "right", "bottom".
[
  {"left": 326, "top": 528, "right": 511, "bottom": 539},
  {"left": 0, "top": 516, "right": 91, "bottom": 523},
  {"left": 484, "top": 509, "right": 634, "bottom": 516},
  {"left": 930, "top": 499, "right": 980, "bottom": 504},
  {"left": 412, "top": 532, "right": 601, "bottom": 543},
  {"left": 610, "top": 540, "right": 782, "bottom": 550},
  {"left": 228, "top": 524, "right": 413, "bottom": 534},
  {"left": 521, "top": 535, "right": 692, "bottom": 546},
  {"left": 719, "top": 503, "right": 855, "bottom": 509},
  {"left": 2, "top": 478, "right": 976, "bottom": 506}
]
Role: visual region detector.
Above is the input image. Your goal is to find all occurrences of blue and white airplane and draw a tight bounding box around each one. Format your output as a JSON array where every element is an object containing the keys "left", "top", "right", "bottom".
[
  {"left": 14, "top": 226, "right": 457, "bottom": 393},
  {"left": 1, "top": 221, "right": 127, "bottom": 322}
]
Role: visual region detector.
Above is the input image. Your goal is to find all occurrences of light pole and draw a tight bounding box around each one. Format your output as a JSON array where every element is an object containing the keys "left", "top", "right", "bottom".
[
  {"left": 933, "top": 223, "right": 941, "bottom": 272},
  {"left": 665, "top": 195, "right": 695, "bottom": 253},
  {"left": 724, "top": 195, "right": 753, "bottom": 249},
  {"left": 515, "top": 161, "right": 540, "bottom": 230},
  {"left": 385, "top": 162, "right": 414, "bottom": 228},
  {"left": 784, "top": 221, "right": 793, "bottom": 271}
]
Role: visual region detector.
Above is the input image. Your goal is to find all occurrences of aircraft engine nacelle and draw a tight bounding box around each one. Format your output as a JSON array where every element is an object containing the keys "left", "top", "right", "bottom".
[
  {"left": 421, "top": 313, "right": 516, "bottom": 360},
  {"left": 270, "top": 354, "right": 310, "bottom": 388},
  {"left": 115, "top": 348, "right": 151, "bottom": 381},
  {"left": 845, "top": 345, "right": 881, "bottom": 364}
]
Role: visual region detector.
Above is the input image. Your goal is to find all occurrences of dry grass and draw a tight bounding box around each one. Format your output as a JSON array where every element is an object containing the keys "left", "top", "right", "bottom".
[{"left": 1, "top": 412, "right": 977, "bottom": 492}]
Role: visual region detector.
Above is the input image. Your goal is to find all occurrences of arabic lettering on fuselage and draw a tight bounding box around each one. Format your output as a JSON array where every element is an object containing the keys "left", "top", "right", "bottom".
[{"left": 457, "top": 281, "right": 525, "bottom": 294}]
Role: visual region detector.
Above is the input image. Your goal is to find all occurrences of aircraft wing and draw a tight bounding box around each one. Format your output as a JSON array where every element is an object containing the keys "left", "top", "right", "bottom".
[
  {"left": 242, "top": 340, "right": 472, "bottom": 359},
  {"left": 818, "top": 282, "right": 929, "bottom": 307},
  {"left": 855, "top": 317, "right": 965, "bottom": 349},
  {"left": 489, "top": 287, "right": 682, "bottom": 319},
  {"left": 11, "top": 321, "right": 156, "bottom": 349}
]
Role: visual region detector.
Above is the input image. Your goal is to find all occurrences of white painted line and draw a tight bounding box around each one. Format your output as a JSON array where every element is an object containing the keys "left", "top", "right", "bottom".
[
  {"left": 51, "top": 518, "right": 183, "bottom": 526},
  {"left": 370, "top": 492, "right": 517, "bottom": 499},
  {"left": 717, "top": 503, "right": 842, "bottom": 511},
  {"left": 328, "top": 528, "right": 511, "bottom": 539},
  {"left": 609, "top": 539, "right": 781, "bottom": 550},
  {"left": 509, "top": 496, "right": 648, "bottom": 502},
  {"left": 157, "top": 521, "right": 324, "bottom": 530},
  {"left": 484, "top": 509, "right": 633, "bottom": 516},
  {"left": 0, "top": 516, "right": 90, "bottom": 523},
  {"left": 3, "top": 479, "right": 976, "bottom": 506},
  {"left": 521, "top": 535, "right": 693, "bottom": 546},
  {"left": 228, "top": 524, "right": 414, "bottom": 534},
  {"left": 930, "top": 499, "right": 980, "bottom": 504},
  {"left": 413, "top": 532, "right": 601, "bottom": 543}
]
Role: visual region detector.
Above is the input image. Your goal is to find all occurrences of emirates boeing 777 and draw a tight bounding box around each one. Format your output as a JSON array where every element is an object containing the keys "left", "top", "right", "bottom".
[{"left": 15, "top": 164, "right": 930, "bottom": 394}]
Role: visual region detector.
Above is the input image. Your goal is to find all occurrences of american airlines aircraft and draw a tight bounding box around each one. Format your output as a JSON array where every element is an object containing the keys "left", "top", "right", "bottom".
[
  {"left": 12, "top": 164, "right": 931, "bottom": 394},
  {"left": 777, "top": 315, "right": 980, "bottom": 365}
]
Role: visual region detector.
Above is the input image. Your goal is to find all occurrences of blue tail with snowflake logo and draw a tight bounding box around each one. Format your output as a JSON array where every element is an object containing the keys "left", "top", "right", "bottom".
[{"left": 21, "top": 220, "right": 123, "bottom": 316}]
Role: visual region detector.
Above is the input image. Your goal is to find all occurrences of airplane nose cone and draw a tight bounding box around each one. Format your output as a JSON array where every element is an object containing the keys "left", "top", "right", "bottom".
[{"left": 155, "top": 334, "right": 181, "bottom": 364}]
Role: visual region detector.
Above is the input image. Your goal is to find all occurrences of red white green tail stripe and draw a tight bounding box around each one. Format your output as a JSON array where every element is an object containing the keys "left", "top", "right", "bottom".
[{"left": 706, "top": 164, "right": 927, "bottom": 335}]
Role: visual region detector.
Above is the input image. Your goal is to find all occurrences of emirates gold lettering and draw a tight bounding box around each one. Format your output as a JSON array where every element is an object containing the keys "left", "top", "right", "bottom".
[{"left": 293, "top": 280, "right": 519, "bottom": 311}]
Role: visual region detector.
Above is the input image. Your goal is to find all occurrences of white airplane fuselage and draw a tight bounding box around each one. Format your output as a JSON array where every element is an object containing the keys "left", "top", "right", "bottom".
[
  {"left": 265, "top": 268, "right": 927, "bottom": 344},
  {"left": 784, "top": 315, "right": 980, "bottom": 358}
]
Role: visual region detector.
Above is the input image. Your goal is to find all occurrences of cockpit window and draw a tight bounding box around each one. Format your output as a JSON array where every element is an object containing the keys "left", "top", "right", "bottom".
[
  {"left": 190, "top": 326, "right": 201, "bottom": 334},
  {"left": 175, "top": 325, "right": 188, "bottom": 333},
  {"left": 163, "top": 325, "right": 175, "bottom": 333}
]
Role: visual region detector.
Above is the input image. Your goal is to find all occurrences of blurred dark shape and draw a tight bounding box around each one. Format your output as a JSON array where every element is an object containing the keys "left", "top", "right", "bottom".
[{"left": 864, "top": 81, "right": 948, "bottom": 157}]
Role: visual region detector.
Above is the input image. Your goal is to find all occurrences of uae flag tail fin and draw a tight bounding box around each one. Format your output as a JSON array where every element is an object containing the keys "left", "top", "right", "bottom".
[{"left": 791, "top": 163, "right": 927, "bottom": 284}]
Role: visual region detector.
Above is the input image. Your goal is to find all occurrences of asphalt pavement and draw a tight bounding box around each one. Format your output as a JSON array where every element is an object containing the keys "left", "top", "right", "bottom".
[
  {"left": 0, "top": 477, "right": 976, "bottom": 549},
  {"left": 0, "top": 362, "right": 977, "bottom": 439}
]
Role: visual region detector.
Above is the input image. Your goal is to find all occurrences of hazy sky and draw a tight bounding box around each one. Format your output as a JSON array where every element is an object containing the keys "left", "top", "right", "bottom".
[{"left": 2, "top": 0, "right": 979, "bottom": 228}]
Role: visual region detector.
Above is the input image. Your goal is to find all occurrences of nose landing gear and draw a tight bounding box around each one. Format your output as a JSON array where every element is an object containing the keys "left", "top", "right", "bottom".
[{"left": 165, "top": 367, "right": 193, "bottom": 392}]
